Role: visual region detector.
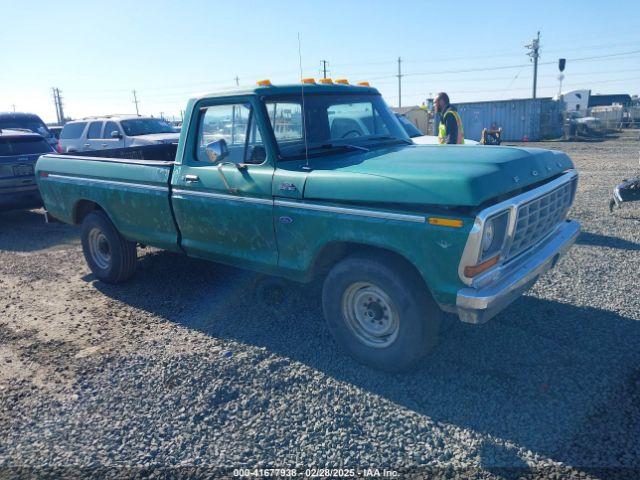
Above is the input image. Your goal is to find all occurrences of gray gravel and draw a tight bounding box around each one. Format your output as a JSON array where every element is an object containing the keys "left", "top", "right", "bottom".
[{"left": 1, "top": 132, "right": 640, "bottom": 478}]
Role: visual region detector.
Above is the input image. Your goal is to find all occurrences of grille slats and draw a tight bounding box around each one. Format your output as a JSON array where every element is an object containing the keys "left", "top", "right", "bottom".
[{"left": 507, "top": 179, "right": 576, "bottom": 259}]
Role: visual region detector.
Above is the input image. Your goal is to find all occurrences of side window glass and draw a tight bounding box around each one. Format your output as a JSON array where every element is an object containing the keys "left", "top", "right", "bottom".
[
  {"left": 103, "top": 121, "right": 120, "bottom": 139},
  {"left": 87, "top": 121, "right": 103, "bottom": 139},
  {"left": 197, "top": 104, "right": 250, "bottom": 163}
]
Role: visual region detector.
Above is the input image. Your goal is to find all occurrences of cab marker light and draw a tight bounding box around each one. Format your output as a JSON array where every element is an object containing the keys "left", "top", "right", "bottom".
[
  {"left": 301, "top": 78, "right": 316, "bottom": 84},
  {"left": 335, "top": 79, "right": 349, "bottom": 85},
  {"left": 428, "top": 217, "right": 463, "bottom": 228},
  {"left": 256, "top": 79, "right": 272, "bottom": 86},
  {"left": 464, "top": 255, "right": 500, "bottom": 278},
  {"left": 39, "top": 171, "right": 49, "bottom": 178},
  {"left": 357, "top": 81, "right": 370, "bottom": 87},
  {"left": 318, "top": 78, "right": 333, "bottom": 84}
]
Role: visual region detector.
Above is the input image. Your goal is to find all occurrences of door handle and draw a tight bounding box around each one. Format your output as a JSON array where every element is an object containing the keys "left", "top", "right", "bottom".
[
  {"left": 184, "top": 174, "right": 200, "bottom": 183},
  {"left": 101, "top": 144, "right": 108, "bottom": 148},
  {"left": 84, "top": 143, "right": 91, "bottom": 148}
]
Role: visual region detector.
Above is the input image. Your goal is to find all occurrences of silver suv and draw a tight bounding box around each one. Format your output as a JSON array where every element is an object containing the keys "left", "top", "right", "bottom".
[{"left": 58, "top": 115, "right": 180, "bottom": 152}]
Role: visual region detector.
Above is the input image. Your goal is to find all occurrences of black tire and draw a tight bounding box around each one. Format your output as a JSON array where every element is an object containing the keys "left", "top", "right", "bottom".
[
  {"left": 322, "top": 253, "right": 441, "bottom": 372},
  {"left": 81, "top": 211, "right": 137, "bottom": 284}
]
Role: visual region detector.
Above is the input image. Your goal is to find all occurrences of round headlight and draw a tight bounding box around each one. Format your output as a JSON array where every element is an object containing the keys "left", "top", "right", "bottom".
[{"left": 481, "top": 219, "right": 494, "bottom": 252}]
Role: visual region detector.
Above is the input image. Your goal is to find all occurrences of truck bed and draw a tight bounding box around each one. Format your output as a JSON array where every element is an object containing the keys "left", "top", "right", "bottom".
[
  {"left": 36, "top": 144, "right": 180, "bottom": 252},
  {"left": 63, "top": 143, "right": 177, "bottom": 163}
]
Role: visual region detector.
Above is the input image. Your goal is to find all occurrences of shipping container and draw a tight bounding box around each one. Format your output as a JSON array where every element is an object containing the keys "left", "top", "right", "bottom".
[{"left": 454, "top": 98, "right": 563, "bottom": 142}]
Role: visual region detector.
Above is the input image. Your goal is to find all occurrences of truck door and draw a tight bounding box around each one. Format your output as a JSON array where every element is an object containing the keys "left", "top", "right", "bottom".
[{"left": 171, "top": 97, "right": 277, "bottom": 271}]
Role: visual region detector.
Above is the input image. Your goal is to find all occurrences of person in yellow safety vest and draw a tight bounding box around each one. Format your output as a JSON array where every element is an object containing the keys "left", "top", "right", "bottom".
[{"left": 435, "top": 92, "right": 465, "bottom": 144}]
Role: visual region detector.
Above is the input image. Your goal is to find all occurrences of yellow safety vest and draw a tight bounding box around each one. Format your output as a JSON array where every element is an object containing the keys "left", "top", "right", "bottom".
[{"left": 438, "top": 108, "right": 465, "bottom": 144}]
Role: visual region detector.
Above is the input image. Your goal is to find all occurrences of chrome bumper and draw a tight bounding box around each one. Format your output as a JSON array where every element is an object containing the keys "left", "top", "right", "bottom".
[{"left": 455, "top": 220, "right": 580, "bottom": 324}]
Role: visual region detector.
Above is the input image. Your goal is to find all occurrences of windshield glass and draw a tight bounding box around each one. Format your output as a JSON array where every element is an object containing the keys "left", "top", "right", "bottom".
[
  {"left": 0, "top": 118, "right": 51, "bottom": 138},
  {"left": 120, "top": 118, "right": 175, "bottom": 136},
  {"left": 264, "top": 93, "right": 409, "bottom": 159},
  {"left": 396, "top": 114, "right": 423, "bottom": 138}
]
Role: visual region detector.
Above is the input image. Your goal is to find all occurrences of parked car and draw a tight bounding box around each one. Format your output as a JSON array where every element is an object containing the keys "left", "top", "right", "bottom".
[
  {"left": 0, "top": 112, "right": 57, "bottom": 149},
  {"left": 48, "top": 126, "right": 63, "bottom": 139},
  {"left": 0, "top": 129, "right": 53, "bottom": 211},
  {"left": 36, "top": 83, "right": 579, "bottom": 371},
  {"left": 395, "top": 113, "right": 479, "bottom": 145},
  {"left": 58, "top": 115, "right": 180, "bottom": 153}
]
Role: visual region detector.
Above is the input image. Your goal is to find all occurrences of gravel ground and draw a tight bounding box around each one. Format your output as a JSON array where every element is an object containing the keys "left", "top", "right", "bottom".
[{"left": 1, "top": 132, "right": 639, "bottom": 478}]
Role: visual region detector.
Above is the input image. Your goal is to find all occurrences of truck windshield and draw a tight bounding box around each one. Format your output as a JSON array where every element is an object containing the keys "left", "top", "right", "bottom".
[
  {"left": 264, "top": 93, "right": 409, "bottom": 160},
  {"left": 120, "top": 119, "right": 175, "bottom": 136}
]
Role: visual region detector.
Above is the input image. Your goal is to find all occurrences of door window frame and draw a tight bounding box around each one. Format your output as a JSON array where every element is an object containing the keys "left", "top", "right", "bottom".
[{"left": 182, "top": 95, "right": 277, "bottom": 168}]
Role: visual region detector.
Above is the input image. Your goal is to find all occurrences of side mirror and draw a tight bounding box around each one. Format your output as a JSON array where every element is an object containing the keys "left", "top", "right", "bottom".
[
  {"left": 111, "top": 130, "right": 122, "bottom": 139},
  {"left": 205, "top": 139, "right": 229, "bottom": 163}
]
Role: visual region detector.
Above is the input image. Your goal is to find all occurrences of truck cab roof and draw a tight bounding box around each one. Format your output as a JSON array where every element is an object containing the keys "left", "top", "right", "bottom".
[{"left": 189, "top": 83, "right": 379, "bottom": 102}]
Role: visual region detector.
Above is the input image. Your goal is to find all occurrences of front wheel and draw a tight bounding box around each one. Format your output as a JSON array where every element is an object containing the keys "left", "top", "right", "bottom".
[
  {"left": 81, "top": 211, "right": 137, "bottom": 284},
  {"left": 322, "top": 253, "right": 441, "bottom": 372}
]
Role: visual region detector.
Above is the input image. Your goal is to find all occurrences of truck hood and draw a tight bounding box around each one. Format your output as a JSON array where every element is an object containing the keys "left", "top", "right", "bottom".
[{"left": 301, "top": 144, "right": 574, "bottom": 207}]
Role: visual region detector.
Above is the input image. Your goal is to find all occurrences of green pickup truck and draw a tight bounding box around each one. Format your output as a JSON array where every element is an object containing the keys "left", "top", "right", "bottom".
[{"left": 36, "top": 83, "right": 579, "bottom": 371}]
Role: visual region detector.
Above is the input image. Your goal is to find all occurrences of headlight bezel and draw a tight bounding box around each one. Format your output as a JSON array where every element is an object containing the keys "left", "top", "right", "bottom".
[{"left": 478, "top": 210, "right": 510, "bottom": 263}]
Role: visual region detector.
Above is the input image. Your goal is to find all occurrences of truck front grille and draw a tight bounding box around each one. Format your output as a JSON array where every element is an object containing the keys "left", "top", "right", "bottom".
[{"left": 507, "top": 177, "right": 576, "bottom": 259}]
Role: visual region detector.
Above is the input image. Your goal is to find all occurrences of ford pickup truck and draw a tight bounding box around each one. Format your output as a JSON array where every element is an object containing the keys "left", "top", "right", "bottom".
[{"left": 35, "top": 82, "right": 580, "bottom": 371}]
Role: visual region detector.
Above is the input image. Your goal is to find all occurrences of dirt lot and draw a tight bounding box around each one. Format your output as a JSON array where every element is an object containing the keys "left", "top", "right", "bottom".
[{"left": 1, "top": 132, "right": 640, "bottom": 478}]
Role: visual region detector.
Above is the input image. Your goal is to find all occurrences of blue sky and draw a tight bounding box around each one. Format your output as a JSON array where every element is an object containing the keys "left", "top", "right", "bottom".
[{"left": 1, "top": 0, "right": 638, "bottom": 123}]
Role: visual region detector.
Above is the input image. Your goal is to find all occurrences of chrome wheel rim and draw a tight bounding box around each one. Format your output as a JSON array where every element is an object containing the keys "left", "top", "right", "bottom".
[
  {"left": 88, "top": 227, "right": 111, "bottom": 270},
  {"left": 341, "top": 282, "right": 400, "bottom": 348}
]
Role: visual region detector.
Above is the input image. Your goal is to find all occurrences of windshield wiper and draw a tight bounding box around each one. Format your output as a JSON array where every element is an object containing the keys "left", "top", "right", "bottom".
[
  {"left": 303, "top": 143, "right": 370, "bottom": 153},
  {"left": 367, "top": 135, "right": 412, "bottom": 145}
]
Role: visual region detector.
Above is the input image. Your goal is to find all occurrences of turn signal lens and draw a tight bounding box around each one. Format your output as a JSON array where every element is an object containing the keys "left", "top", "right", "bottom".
[
  {"left": 256, "top": 79, "right": 272, "bottom": 86},
  {"left": 428, "top": 217, "right": 463, "bottom": 228},
  {"left": 464, "top": 255, "right": 500, "bottom": 278},
  {"left": 319, "top": 78, "right": 333, "bottom": 84}
]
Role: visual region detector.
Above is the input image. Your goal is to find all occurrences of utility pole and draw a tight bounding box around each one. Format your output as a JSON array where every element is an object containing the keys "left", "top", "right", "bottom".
[
  {"left": 526, "top": 31, "right": 540, "bottom": 99},
  {"left": 234, "top": 76, "right": 239, "bottom": 86},
  {"left": 320, "top": 60, "right": 329, "bottom": 79},
  {"left": 51, "top": 88, "right": 65, "bottom": 124},
  {"left": 397, "top": 57, "right": 403, "bottom": 108},
  {"left": 11, "top": 104, "right": 16, "bottom": 113},
  {"left": 132, "top": 90, "right": 140, "bottom": 115}
]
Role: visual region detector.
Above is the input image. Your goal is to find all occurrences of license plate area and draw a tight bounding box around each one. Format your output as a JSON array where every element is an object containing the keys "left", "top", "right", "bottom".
[{"left": 12, "top": 164, "right": 34, "bottom": 177}]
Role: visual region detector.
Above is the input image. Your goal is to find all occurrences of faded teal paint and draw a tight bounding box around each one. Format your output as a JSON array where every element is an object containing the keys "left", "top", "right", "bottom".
[
  {"left": 36, "top": 155, "right": 180, "bottom": 252},
  {"left": 273, "top": 202, "right": 472, "bottom": 304},
  {"left": 35, "top": 84, "right": 576, "bottom": 310},
  {"left": 278, "top": 145, "right": 573, "bottom": 208}
]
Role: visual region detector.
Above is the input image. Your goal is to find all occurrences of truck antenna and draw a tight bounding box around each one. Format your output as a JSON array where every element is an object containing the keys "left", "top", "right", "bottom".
[{"left": 298, "top": 33, "right": 311, "bottom": 171}]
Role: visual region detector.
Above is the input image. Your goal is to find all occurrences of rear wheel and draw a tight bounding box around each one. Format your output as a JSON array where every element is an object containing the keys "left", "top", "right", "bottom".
[
  {"left": 322, "top": 253, "right": 441, "bottom": 372},
  {"left": 81, "top": 211, "right": 137, "bottom": 283}
]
